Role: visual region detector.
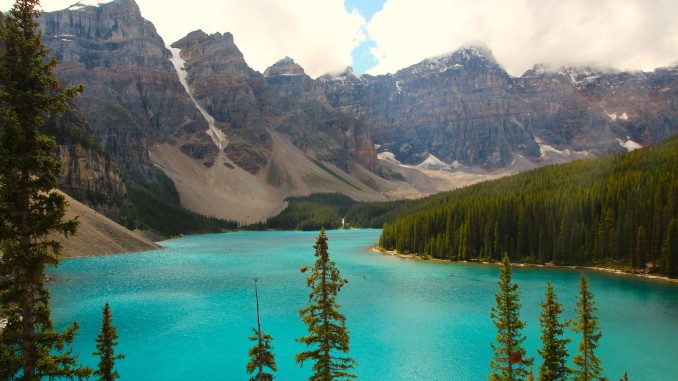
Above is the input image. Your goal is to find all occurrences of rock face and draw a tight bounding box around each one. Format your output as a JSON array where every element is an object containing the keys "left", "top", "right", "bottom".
[
  {"left": 171, "top": 30, "right": 269, "bottom": 173},
  {"left": 171, "top": 32, "right": 377, "bottom": 174},
  {"left": 43, "top": 106, "right": 129, "bottom": 224},
  {"left": 321, "top": 47, "right": 539, "bottom": 167},
  {"left": 40, "top": 0, "right": 208, "bottom": 181},
  {"left": 262, "top": 57, "right": 377, "bottom": 173},
  {"left": 37, "top": 0, "right": 678, "bottom": 223},
  {"left": 321, "top": 46, "right": 678, "bottom": 168}
]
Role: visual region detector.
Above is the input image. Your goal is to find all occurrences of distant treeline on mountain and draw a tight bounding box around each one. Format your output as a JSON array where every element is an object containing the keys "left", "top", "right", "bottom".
[{"left": 262, "top": 134, "right": 678, "bottom": 277}]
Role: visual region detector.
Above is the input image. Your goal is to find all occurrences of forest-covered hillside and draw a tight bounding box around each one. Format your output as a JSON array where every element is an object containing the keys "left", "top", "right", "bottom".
[
  {"left": 378, "top": 134, "right": 678, "bottom": 277},
  {"left": 263, "top": 134, "right": 678, "bottom": 277}
]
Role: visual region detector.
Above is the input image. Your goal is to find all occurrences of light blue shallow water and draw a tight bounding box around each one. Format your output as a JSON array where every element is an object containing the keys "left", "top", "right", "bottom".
[{"left": 48, "top": 230, "right": 678, "bottom": 380}]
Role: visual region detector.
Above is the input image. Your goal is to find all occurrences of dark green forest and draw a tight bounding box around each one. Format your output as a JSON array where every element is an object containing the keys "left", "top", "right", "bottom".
[{"left": 378, "top": 134, "right": 678, "bottom": 277}]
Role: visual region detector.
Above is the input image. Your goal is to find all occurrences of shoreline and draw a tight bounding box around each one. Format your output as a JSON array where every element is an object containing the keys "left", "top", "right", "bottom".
[{"left": 373, "top": 247, "right": 678, "bottom": 285}]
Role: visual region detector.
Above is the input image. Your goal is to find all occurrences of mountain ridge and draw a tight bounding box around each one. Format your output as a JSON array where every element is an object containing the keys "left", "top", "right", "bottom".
[{"left": 36, "top": 0, "right": 677, "bottom": 225}]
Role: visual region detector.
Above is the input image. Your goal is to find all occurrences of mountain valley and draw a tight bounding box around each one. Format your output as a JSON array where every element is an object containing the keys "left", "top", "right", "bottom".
[{"left": 37, "top": 0, "right": 678, "bottom": 227}]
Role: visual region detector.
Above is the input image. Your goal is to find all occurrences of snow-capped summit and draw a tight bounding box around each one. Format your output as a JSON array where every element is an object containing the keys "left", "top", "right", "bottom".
[{"left": 398, "top": 44, "right": 499, "bottom": 78}]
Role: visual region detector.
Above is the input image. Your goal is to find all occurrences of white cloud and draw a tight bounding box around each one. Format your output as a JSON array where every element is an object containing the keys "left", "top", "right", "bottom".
[{"left": 366, "top": 0, "right": 678, "bottom": 76}]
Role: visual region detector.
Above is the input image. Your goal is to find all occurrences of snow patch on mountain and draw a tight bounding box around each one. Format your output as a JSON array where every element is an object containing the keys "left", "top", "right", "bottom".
[
  {"left": 167, "top": 46, "right": 227, "bottom": 150},
  {"left": 534, "top": 136, "right": 594, "bottom": 161},
  {"left": 617, "top": 138, "right": 642, "bottom": 151},
  {"left": 378, "top": 151, "right": 470, "bottom": 172},
  {"left": 606, "top": 111, "right": 629, "bottom": 121},
  {"left": 377, "top": 151, "right": 401, "bottom": 165},
  {"left": 416, "top": 154, "right": 452, "bottom": 171},
  {"left": 67, "top": 1, "right": 108, "bottom": 11}
]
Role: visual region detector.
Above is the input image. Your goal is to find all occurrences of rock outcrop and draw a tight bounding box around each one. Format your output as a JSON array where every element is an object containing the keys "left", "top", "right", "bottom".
[{"left": 44, "top": 106, "right": 130, "bottom": 224}]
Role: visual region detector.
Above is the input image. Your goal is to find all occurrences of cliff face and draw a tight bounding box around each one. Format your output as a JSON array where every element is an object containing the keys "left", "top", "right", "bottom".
[
  {"left": 321, "top": 47, "right": 678, "bottom": 168},
  {"left": 40, "top": 0, "right": 208, "bottom": 181},
  {"left": 171, "top": 30, "right": 270, "bottom": 173},
  {"left": 321, "top": 47, "right": 539, "bottom": 167},
  {"left": 262, "top": 57, "right": 377, "bottom": 173},
  {"left": 515, "top": 65, "right": 678, "bottom": 155},
  {"left": 170, "top": 33, "right": 378, "bottom": 174},
  {"left": 43, "top": 106, "right": 129, "bottom": 224}
]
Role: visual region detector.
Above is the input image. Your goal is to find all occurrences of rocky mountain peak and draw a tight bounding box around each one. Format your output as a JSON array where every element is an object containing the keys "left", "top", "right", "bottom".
[
  {"left": 319, "top": 67, "right": 365, "bottom": 86},
  {"left": 264, "top": 56, "right": 307, "bottom": 77},
  {"left": 172, "top": 30, "right": 245, "bottom": 65},
  {"left": 396, "top": 44, "right": 499, "bottom": 79}
]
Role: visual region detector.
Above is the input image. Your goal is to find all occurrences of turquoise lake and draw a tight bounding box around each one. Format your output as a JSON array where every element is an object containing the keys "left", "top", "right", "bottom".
[{"left": 48, "top": 230, "right": 678, "bottom": 380}]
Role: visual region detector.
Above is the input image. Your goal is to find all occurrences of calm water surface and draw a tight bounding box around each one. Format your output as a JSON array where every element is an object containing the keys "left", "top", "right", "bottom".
[{"left": 48, "top": 230, "right": 678, "bottom": 380}]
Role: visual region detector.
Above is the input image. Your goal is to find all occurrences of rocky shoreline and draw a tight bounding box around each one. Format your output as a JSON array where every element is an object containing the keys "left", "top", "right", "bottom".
[{"left": 374, "top": 248, "right": 678, "bottom": 285}]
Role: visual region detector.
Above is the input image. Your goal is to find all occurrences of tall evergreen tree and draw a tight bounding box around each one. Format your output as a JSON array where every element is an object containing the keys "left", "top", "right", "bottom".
[
  {"left": 490, "top": 253, "right": 533, "bottom": 381},
  {"left": 296, "top": 228, "right": 357, "bottom": 380},
  {"left": 0, "top": 0, "right": 87, "bottom": 379},
  {"left": 537, "top": 282, "right": 570, "bottom": 381},
  {"left": 571, "top": 274, "right": 603, "bottom": 381},
  {"left": 246, "top": 279, "right": 277, "bottom": 381},
  {"left": 93, "top": 303, "right": 125, "bottom": 381}
]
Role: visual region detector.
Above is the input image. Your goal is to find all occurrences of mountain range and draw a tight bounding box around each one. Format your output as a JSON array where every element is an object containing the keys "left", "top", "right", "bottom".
[{"left": 36, "top": 0, "right": 678, "bottom": 227}]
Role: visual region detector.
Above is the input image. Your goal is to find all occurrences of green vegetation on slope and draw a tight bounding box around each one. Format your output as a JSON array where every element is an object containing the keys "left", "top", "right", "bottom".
[
  {"left": 265, "top": 193, "right": 356, "bottom": 230},
  {"left": 379, "top": 134, "right": 678, "bottom": 277},
  {"left": 125, "top": 168, "right": 238, "bottom": 236},
  {"left": 261, "top": 192, "right": 457, "bottom": 231}
]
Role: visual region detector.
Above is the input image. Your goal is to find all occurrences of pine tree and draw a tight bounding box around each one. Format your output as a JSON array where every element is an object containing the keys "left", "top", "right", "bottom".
[
  {"left": 0, "top": 0, "right": 87, "bottom": 379},
  {"left": 296, "top": 228, "right": 357, "bottom": 380},
  {"left": 537, "top": 282, "right": 570, "bottom": 381},
  {"left": 571, "top": 274, "right": 603, "bottom": 381},
  {"left": 247, "top": 329, "right": 276, "bottom": 381},
  {"left": 93, "top": 303, "right": 125, "bottom": 381},
  {"left": 490, "top": 253, "right": 533, "bottom": 381},
  {"left": 246, "top": 279, "right": 277, "bottom": 381}
]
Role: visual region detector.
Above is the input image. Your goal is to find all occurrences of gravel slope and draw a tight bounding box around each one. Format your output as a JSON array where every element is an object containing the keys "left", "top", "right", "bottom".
[{"left": 56, "top": 192, "right": 161, "bottom": 258}]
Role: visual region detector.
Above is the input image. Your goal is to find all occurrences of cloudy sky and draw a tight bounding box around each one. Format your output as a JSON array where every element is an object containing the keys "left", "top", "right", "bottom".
[{"left": 2, "top": 0, "right": 677, "bottom": 78}]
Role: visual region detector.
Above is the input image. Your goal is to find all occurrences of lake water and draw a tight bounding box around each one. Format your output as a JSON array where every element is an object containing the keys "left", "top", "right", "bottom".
[{"left": 48, "top": 230, "right": 678, "bottom": 380}]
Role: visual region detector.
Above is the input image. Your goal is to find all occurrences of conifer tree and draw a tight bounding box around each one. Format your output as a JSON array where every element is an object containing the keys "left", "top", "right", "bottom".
[
  {"left": 571, "top": 274, "right": 603, "bottom": 381},
  {"left": 247, "top": 329, "right": 276, "bottom": 381},
  {"left": 296, "top": 228, "right": 357, "bottom": 380},
  {"left": 93, "top": 303, "right": 125, "bottom": 381},
  {"left": 537, "top": 282, "right": 570, "bottom": 381},
  {"left": 246, "top": 279, "right": 277, "bottom": 381},
  {"left": 490, "top": 253, "right": 533, "bottom": 381},
  {"left": 0, "top": 0, "right": 87, "bottom": 379}
]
